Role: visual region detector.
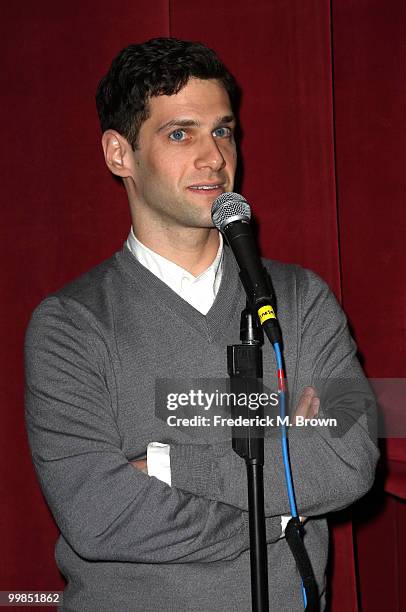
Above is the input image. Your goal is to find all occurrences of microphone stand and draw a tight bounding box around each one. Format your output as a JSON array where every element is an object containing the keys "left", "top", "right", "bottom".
[{"left": 227, "top": 306, "right": 269, "bottom": 612}]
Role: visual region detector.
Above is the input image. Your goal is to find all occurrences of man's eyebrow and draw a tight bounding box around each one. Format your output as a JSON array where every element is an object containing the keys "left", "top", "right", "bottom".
[
  {"left": 213, "top": 114, "right": 236, "bottom": 127},
  {"left": 157, "top": 115, "right": 236, "bottom": 133},
  {"left": 157, "top": 119, "right": 200, "bottom": 133}
]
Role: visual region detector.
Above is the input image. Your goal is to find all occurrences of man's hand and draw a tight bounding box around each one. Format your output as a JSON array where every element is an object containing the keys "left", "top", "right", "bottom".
[
  {"left": 293, "top": 386, "right": 320, "bottom": 424},
  {"left": 129, "top": 458, "right": 148, "bottom": 474}
]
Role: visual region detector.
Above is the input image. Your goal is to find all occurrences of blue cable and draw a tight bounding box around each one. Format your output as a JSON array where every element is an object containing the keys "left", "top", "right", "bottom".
[
  {"left": 273, "top": 341, "right": 307, "bottom": 609},
  {"left": 274, "top": 342, "right": 297, "bottom": 516}
]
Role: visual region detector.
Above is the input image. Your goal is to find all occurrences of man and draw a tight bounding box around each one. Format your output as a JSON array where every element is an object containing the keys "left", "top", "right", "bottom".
[{"left": 25, "top": 38, "right": 378, "bottom": 611}]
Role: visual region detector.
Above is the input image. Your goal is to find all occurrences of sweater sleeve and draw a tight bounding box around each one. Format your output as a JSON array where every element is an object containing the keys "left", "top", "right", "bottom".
[
  {"left": 170, "top": 268, "right": 379, "bottom": 517},
  {"left": 25, "top": 297, "right": 260, "bottom": 564}
]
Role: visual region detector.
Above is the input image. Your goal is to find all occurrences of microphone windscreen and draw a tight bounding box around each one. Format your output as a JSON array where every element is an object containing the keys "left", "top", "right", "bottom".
[{"left": 211, "top": 192, "right": 251, "bottom": 231}]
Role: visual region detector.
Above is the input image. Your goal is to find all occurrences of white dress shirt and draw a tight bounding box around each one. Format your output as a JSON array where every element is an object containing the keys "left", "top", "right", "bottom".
[{"left": 126, "top": 227, "right": 223, "bottom": 315}]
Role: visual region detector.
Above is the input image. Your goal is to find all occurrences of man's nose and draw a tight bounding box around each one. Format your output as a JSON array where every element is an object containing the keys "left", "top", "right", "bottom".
[{"left": 194, "top": 137, "right": 226, "bottom": 172}]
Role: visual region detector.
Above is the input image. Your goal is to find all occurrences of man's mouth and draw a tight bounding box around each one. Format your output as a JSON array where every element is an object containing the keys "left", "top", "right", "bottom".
[{"left": 188, "top": 184, "right": 224, "bottom": 192}]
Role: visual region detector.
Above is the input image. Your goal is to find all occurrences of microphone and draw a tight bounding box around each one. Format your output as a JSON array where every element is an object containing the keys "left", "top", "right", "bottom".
[{"left": 211, "top": 192, "right": 282, "bottom": 345}]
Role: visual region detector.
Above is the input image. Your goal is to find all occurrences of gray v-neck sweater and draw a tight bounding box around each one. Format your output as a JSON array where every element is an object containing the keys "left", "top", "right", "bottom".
[{"left": 25, "top": 243, "right": 378, "bottom": 611}]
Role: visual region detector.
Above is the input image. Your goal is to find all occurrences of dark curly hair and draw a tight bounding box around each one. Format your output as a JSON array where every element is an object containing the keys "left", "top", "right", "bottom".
[{"left": 96, "top": 38, "right": 239, "bottom": 150}]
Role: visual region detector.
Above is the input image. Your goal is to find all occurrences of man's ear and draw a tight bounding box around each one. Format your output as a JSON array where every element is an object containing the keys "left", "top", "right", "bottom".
[{"left": 101, "top": 130, "right": 133, "bottom": 178}]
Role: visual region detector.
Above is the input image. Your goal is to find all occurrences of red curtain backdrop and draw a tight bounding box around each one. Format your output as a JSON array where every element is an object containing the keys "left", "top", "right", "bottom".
[
  {"left": 332, "top": 2, "right": 406, "bottom": 610},
  {"left": 1, "top": 1, "right": 404, "bottom": 610}
]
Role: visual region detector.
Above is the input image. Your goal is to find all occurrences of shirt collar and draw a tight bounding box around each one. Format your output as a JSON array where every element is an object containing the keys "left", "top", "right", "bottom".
[{"left": 126, "top": 226, "right": 224, "bottom": 295}]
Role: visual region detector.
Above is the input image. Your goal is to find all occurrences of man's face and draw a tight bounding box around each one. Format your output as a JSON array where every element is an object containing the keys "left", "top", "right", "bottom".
[{"left": 127, "top": 78, "right": 237, "bottom": 230}]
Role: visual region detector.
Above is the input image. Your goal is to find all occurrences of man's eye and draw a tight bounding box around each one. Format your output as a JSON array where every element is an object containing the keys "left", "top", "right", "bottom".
[
  {"left": 213, "top": 127, "right": 231, "bottom": 138},
  {"left": 169, "top": 129, "right": 187, "bottom": 141}
]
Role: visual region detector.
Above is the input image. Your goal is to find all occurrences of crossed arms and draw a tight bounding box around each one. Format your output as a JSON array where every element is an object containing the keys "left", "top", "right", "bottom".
[{"left": 24, "top": 270, "right": 378, "bottom": 563}]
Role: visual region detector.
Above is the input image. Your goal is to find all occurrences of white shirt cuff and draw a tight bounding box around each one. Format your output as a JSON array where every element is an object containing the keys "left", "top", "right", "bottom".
[
  {"left": 280, "top": 515, "right": 306, "bottom": 538},
  {"left": 147, "top": 442, "right": 171, "bottom": 486},
  {"left": 280, "top": 515, "right": 291, "bottom": 537}
]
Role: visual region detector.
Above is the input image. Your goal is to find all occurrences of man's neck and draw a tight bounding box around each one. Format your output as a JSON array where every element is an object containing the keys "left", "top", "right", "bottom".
[{"left": 132, "top": 226, "right": 221, "bottom": 277}]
